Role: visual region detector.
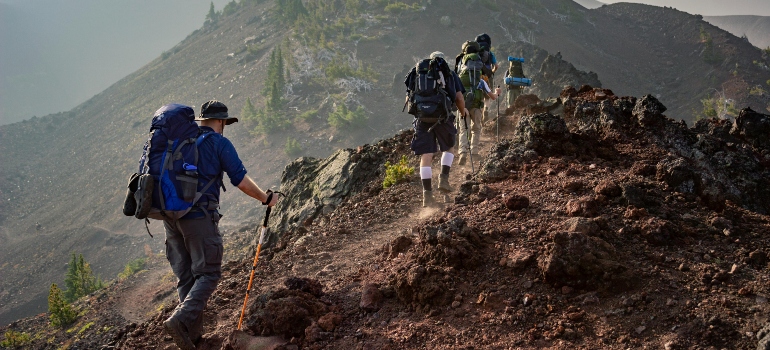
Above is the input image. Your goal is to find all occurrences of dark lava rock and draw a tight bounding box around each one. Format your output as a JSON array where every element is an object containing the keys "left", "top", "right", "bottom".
[
  {"left": 656, "top": 156, "right": 698, "bottom": 193},
  {"left": 385, "top": 235, "right": 413, "bottom": 259},
  {"left": 594, "top": 179, "right": 621, "bottom": 197},
  {"left": 244, "top": 289, "right": 328, "bottom": 338},
  {"left": 391, "top": 265, "right": 451, "bottom": 307},
  {"left": 285, "top": 277, "right": 324, "bottom": 297},
  {"left": 731, "top": 107, "right": 770, "bottom": 151},
  {"left": 538, "top": 232, "right": 633, "bottom": 292},
  {"left": 505, "top": 194, "right": 530, "bottom": 211},
  {"left": 565, "top": 197, "right": 600, "bottom": 217},
  {"left": 633, "top": 94, "right": 667, "bottom": 127},
  {"left": 360, "top": 283, "right": 383, "bottom": 312},
  {"left": 758, "top": 323, "right": 770, "bottom": 350}
]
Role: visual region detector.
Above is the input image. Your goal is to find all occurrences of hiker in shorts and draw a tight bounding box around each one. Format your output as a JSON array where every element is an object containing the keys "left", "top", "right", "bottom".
[
  {"left": 405, "top": 51, "right": 469, "bottom": 207},
  {"left": 162, "top": 100, "right": 279, "bottom": 350}
]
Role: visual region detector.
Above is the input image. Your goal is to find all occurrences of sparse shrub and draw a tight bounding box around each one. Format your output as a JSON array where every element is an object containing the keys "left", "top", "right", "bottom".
[
  {"left": 298, "top": 108, "right": 319, "bottom": 121},
  {"left": 700, "top": 29, "right": 721, "bottom": 64},
  {"left": 241, "top": 44, "right": 264, "bottom": 63},
  {"left": 251, "top": 108, "right": 290, "bottom": 135},
  {"left": 1, "top": 330, "right": 31, "bottom": 348},
  {"left": 118, "top": 257, "right": 147, "bottom": 281},
  {"left": 222, "top": 0, "right": 238, "bottom": 16},
  {"left": 48, "top": 283, "right": 78, "bottom": 327},
  {"left": 276, "top": 0, "right": 307, "bottom": 22},
  {"left": 697, "top": 95, "right": 738, "bottom": 121},
  {"left": 383, "top": 155, "right": 414, "bottom": 188},
  {"left": 328, "top": 103, "right": 367, "bottom": 130},
  {"left": 750, "top": 85, "right": 766, "bottom": 96},
  {"left": 699, "top": 98, "right": 718, "bottom": 119},
  {"left": 481, "top": 0, "right": 500, "bottom": 11},
  {"left": 284, "top": 137, "right": 302, "bottom": 157},
  {"left": 384, "top": 2, "right": 419, "bottom": 14},
  {"left": 77, "top": 322, "right": 94, "bottom": 337}
]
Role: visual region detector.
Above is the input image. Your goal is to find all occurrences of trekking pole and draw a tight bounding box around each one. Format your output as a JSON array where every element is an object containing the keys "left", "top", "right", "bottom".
[
  {"left": 496, "top": 85, "right": 501, "bottom": 143},
  {"left": 462, "top": 115, "right": 475, "bottom": 174},
  {"left": 237, "top": 190, "right": 284, "bottom": 330}
]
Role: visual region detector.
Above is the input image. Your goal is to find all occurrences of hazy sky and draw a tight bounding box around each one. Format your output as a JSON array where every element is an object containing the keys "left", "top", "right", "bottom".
[
  {"left": 600, "top": 0, "right": 770, "bottom": 16},
  {"left": 0, "top": 0, "right": 230, "bottom": 125}
]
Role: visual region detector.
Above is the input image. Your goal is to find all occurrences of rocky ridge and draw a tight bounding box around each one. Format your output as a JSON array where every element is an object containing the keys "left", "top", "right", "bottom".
[{"left": 3, "top": 86, "right": 770, "bottom": 349}]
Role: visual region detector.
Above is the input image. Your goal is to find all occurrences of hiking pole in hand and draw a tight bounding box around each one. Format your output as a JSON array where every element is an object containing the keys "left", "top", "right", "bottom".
[
  {"left": 237, "top": 190, "right": 284, "bottom": 330},
  {"left": 462, "top": 114, "right": 475, "bottom": 174},
  {"left": 496, "top": 85, "right": 501, "bottom": 143}
]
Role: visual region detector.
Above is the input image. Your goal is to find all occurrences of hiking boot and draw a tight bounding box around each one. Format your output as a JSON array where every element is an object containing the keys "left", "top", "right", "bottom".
[
  {"left": 189, "top": 312, "right": 204, "bottom": 345},
  {"left": 423, "top": 190, "right": 436, "bottom": 208},
  {"left": 457, "top": 154, "right": 467, "bottom": 165},
  {"left": 164, "top": 316, "right": 196, "bottom": 350},
  {"left": 438, "top": 174, "right": 453, "bottom": 193}
]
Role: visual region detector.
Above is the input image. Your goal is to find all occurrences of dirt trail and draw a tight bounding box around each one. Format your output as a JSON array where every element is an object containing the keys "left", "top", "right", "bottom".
[{"left": 113, "top": 259, "right": 176, "bottom": 324}]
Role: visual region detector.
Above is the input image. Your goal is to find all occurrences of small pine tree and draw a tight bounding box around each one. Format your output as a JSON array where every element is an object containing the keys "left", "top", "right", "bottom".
[
  {"left": 241, "top": 97, "right": 257, "bottom": 121},
  {"left": 205, "top": 2, "right": 218, "bottom": 24},
  {"left": 266, "top": 82, "right": 285, "bottom": 111},
  {"left": 48, "top": 283, "right": 77, "bottom": 327},
  {"left": 284, "top": 137, "right": 302, "bottom": 157},
  {"left": 264, "top": 48, "right": 286, "bottom": 97},
  {"left": 64, "top": 253, "right": 103, "bottom": 302}
]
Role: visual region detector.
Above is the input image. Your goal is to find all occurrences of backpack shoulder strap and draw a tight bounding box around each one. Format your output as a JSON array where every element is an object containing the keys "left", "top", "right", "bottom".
[
  {"left": 195, "top": 130, "right": 215, "bottom": 147},
  {"left": 454, "top": 54, "right": 463, "bottom": 73},
  {"left": 194, "top": 130, "right": 227, "bottom": 195}
]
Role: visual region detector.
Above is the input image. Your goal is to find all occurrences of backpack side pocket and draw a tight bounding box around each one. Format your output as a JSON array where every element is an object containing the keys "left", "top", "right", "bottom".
[
  {"left": 134, "top": 174, "right": 155, "bottom": 219},
  {"left": 122, "top": 173, "right": 140, "bottom": 216}
]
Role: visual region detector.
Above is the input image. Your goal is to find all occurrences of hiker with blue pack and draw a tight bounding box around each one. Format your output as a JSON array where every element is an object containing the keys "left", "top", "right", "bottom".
[
  {"left": 474, "top": 33, "right": 500, "bottom": 123},
  {"left": 504, "top": 56, "right": 531, "bottom": 110},
  {"left": 122, "top": 100, "right": 279, "bottom": 350}
]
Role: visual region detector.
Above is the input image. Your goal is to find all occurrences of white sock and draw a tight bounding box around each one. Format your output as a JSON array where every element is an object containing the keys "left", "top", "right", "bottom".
[
  {"left": 420, "top": 166, "right": 432, "bottom": 180},
  {"left": 441, "top": 152, "right": 454, "bottom": 167}
]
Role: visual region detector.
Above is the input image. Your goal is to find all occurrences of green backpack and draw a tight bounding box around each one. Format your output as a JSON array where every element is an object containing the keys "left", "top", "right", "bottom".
[{"left": 459, "top": 53, "right": 486, "bottom": 109}]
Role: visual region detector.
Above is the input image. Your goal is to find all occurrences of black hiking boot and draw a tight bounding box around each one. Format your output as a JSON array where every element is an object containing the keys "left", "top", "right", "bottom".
[{"left": 164, "top": 316, "right": 196, "bottom": 350}]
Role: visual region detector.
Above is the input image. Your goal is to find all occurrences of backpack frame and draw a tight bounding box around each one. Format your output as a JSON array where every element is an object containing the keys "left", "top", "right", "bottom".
[
  {"left": 404, "top": 57, "right": 453, "bottom": 124},
  {"left": 123, "top": 104, "right": 219, "bottom": 235}
]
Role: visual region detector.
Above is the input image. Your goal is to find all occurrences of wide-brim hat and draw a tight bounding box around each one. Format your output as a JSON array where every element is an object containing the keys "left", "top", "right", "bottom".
[{"left": 195, "top": 100, "right": 238, "bottom": 125}]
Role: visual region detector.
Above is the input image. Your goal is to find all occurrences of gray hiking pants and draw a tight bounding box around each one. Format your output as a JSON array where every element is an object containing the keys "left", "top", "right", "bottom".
[{"left": 164, "top": 212, "right": 223, "bottom": 328}]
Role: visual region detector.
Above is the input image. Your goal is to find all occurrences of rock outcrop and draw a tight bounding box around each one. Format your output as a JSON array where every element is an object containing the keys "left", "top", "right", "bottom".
[
  {"left": 480, "top": 85, "right": 770, "bottom": 214},
  {"left": 267, "top": 130, "right": 412, "bottom": 246}
]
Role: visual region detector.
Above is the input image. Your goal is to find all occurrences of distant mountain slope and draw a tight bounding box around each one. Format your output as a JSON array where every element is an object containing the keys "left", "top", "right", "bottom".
[
  {"left": 573, "top": 0, "right": 605, "bottom": 9},
  {"left": 705, "top": 15, "right": 770, "bottom": 49}
]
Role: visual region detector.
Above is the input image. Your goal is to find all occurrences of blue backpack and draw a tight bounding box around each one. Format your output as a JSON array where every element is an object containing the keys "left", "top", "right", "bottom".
[{"left": 124, "top": 104, "right": 217, "bottom": 229}]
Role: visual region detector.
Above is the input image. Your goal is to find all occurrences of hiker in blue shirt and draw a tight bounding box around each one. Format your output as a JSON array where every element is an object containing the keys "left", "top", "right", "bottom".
[{"left": 163, "top": 100, "right": 279, "bottom": 350}]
